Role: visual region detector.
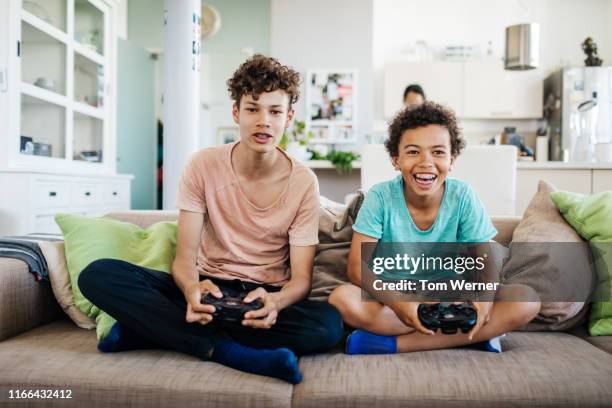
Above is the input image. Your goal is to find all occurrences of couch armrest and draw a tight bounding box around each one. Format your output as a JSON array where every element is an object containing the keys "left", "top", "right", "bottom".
[
  {"left": 104, "top": 210, "right": 179, "bottom": 229},
  {"left": 491, "top": 216, "right": 521, "bottom": 246},
  {"left": 0, "top": 258, "right": 63, "bottom": 342}
]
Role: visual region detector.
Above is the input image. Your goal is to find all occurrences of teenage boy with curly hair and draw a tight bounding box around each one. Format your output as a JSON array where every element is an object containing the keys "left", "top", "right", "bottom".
[{"left": 79, "top": 55, "right": 343, "bottom": 384}]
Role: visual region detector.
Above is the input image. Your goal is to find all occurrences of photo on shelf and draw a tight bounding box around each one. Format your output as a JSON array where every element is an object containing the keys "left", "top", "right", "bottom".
[
  {"left": 216, "top": 126, "right": 240, "bottom": 145},
  {"left": 306, "top": 70, "right": 355, "bottom": 122}
]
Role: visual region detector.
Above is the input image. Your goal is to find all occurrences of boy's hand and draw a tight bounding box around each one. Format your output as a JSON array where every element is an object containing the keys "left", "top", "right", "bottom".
[
  {"left": 468, "top": 301, "right": 493, "bottom": 340},
  {"left": 242, "top": 288, "right": 279, "bottom": 329},
  {"left": 184, "top": 280, "right": 223, "bottom": 325},
  {"left": 389, "top": 301, "right": 436, "bottom": 336}
]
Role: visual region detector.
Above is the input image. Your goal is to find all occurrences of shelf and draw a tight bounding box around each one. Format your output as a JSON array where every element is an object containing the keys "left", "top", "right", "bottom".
[
  {"left": 309, "top": 120, "right": 354, "bottom": 126},
  {"left": 73, "top": 101, "right": 104, "bottom": 120},
  {"left": 21, "top": 82, "right": 67, "bottom": 107},
  {"left": 310, "top": 139, "right": 357, "bottom": 145},
  {"left": 21, "top": 10, "right": 69, "bottom": 45},
  {"left": 307, "top": 160, "right": 362, "bottom": 170},
  {"left": 74, "top": 42, "right": 105, "bottom": 66}
]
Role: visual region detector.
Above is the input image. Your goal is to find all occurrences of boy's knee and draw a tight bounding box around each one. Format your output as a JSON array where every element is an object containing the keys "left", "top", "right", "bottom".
[
  {"left": 78, "top": 258, "right": 118, "bottom": 295},
  {"left": 306, "top": 304, "right": 345, "bottom": 352},
  {"left": 329, "top": 285, "right": 359, "bottom": 316}
]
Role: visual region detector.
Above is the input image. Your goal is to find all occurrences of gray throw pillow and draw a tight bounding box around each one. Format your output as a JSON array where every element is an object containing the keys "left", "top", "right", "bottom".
[
  {"left": 309, "top": 191, "right": 364, "bottom": 301},
  {"left": 502, "top": 181, "right": 596, "bottom": 331}
]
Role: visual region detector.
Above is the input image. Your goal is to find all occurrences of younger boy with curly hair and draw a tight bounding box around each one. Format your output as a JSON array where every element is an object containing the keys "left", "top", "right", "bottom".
[
  {"left": 329, "top": 102, "right": 540, "bottom": 354},
  {"left": 79, "top": 55, "right": 343, "bottom": 384}
]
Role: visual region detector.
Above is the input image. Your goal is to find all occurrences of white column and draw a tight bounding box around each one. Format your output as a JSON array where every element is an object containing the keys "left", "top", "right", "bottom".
[{"left": 163, "top": 0, "right": 201, "bottom": 209}]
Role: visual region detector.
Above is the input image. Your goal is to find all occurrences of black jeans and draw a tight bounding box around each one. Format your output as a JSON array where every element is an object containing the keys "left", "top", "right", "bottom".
[{"left": 78, "top": 259, "right": 344, "bottom": 360}]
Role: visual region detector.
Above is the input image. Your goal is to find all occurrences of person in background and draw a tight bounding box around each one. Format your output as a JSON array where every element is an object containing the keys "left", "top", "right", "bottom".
[{"left": 403, "top": 84, "right": 426, "bottom": 107}]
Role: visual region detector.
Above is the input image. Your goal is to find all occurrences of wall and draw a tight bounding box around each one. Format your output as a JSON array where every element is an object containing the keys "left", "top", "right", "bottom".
[
  {"left": 127, "top": 0, "right": 164, "bottom": 51},
  {"left": 200, "top": 0, "right": 271, "bottom": 147},
  {"left": 605, "top": 1, "right": 612, "bottom": 65},
  {"left": 373, "top": 0, "right": 611, "bottom": 144},
  {"left": 270, "top": 0, "right": 374, "bottom": 145}
]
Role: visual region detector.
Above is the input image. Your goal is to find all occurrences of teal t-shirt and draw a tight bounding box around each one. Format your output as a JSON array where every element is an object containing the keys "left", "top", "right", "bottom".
[{"left": 353, "top": 176, "right": 497, "bottom": 281}]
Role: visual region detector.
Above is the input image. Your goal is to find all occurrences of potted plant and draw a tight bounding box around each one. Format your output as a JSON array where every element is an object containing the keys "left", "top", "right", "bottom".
[{"left": 279, "top": 120, "right": 313, "bottom": 162}]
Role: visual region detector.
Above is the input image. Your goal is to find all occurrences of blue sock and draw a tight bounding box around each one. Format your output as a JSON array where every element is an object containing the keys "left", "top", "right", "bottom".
[
  {"left": 97, "top": 322, "right": 155, "bottom": 353},
  {"left": 472, "top": 335, "right": 504, "bottom": 353},
  {"left": 345, "top": 330, "right": 397, "bottom": 355},
  {"left": 98, "top": 322, "right": 122, "bottom": 352},
  {"left": 211, "top": 342, "right": 302, "bottom": 384}
]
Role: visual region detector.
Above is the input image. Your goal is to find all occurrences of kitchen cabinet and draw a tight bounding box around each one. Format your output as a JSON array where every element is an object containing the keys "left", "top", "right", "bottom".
[
  {"left": 383, "top": 61, "right": 464, "bottom": 118},
  {"left": 383, "top": 61, "right": 543, "bottom": 119},
  {"left": 463, "top": 61, "right": 543, "bottom": 119},
  {"left": 592, "top": 170, "right": 612, "bottom": 193},
  {"left": 516, "top": 167, "right": 612, "bottom": 215}
]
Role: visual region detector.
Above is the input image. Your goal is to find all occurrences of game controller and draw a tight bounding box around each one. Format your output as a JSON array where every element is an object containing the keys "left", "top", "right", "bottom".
[
  {"left": 201, "top": 291, "right": 263, "bottom": 322},
  {"left": 417, "top": 302, "right": 477, "bottom": 334}
]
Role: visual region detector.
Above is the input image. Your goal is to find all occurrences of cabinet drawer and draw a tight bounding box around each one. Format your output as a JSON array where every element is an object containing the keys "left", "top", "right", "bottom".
[
  {"left": 34, "top": 213, "right": 63, "bottom": 234},
  {"left": 101, "top": 182, "right": 130, "bottom": 205},
  {"left": 34, "top": 182, "right": 71, "bottom": 208},
  {"left": 72, "top": 183, "right": 102, "bottom": 206}
]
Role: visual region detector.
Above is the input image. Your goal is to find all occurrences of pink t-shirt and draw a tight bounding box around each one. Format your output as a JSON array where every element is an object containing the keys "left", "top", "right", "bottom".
[{"left": 174, "top": 142, "right": 320, "bottom": 286}]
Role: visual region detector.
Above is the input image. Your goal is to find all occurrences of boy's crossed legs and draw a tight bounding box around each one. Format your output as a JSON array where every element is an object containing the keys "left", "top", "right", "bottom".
[{"left": 329, "top": 283, "right": 540, "bottom": 353}]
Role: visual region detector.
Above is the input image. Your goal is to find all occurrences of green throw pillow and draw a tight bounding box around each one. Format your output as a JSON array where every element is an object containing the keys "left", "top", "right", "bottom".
[
  {"left": 551, "top": 191, "right": 612, "bottom": 336},
  {"left": 55, "top": 213, "right": 177, "bottom": 340}
]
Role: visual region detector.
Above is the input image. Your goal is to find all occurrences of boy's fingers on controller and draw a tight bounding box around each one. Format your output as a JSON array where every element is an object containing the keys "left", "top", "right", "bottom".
[
  {"left": 201, "top": 280, "right": 222, "bottom": 298},
  {"left": 244, "top": 287, "right": 265, "bottom": 303}
]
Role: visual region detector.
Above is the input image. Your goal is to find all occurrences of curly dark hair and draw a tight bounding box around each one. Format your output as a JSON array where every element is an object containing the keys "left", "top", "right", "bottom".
[
  {"left": 227, "top": 54, "right": 301, "bottom": 108},
  {"left": 385, "top": 101, "right": 465, "bottom": 158}
]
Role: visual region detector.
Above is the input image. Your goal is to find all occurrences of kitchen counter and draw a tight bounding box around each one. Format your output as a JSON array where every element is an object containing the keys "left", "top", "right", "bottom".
[
  {"left": 306, "top": 160, "right": 362, "bottom": 170},
  {"left": 517, "top": 161, "right": 612, "bottom": 170},
  {"left": 306, "top": 160, "right": 612, "bottom": 171}
]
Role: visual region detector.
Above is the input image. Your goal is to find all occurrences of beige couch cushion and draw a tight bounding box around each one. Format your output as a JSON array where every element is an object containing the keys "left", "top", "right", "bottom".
[
  {"left": 38, "top": 241, "right": 95, "bottom": 329},
  {"left": 294, "top": 331, "right": 612, "bottom": 407},
  {"left": 570, "top": 325, "right": 612, "bottom": 354},
  {"left": 0, "top": 258, "right": 62, "bottom": 341},
  {"left": 0, "top": 320, "right": 292, "bottom": 407}
]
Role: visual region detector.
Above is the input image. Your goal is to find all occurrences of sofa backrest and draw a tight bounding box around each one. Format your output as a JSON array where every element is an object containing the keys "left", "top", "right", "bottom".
[{"left": 104, "top": 210, "right": 520, "bottom": 246}]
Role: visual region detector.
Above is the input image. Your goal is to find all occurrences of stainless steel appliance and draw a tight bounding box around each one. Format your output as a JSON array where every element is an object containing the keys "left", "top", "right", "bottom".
[{"left": 544, "top": 67, "right": 612, "bottom": 161}]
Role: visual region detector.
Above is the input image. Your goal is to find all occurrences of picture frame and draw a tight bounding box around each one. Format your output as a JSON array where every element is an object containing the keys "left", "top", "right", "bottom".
[
  {"left": 216, "top": 126, "right": 240, "bottom": 145},
  {"left": 305, "top": 70, "right": 357, "bottom": 144}
]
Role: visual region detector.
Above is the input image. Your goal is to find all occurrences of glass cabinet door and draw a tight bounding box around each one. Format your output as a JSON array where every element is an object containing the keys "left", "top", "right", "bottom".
[
  {"left": 22, "top": 0, "right": 67, "bottom": 32},
  {"left": 74, "top": 53, "right": 104, "bottom": 108},
  {"left": 74, "top": 0, "right": 105, "bottom": 56},
  {"left": 18, "top": 0, "right": 109, "bottom": 168},
  {"left": 20, "top": 94, "right": 66, "bottom": 159},
  {"left": 73, "top": 112, "right": 103, "bottom": 162},
  {"left": 21, "top": 20, "right": 67, "bottom": 96}
]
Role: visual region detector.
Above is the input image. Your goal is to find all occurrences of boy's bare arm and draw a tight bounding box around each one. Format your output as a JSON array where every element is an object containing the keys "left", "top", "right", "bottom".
[
  {"left": 347, "top": 231, "right": 379, "bottom": 287},
  {"left": 172, "top": 210, "right": 220, "bottom": 324},
  {"left": 242, "top": 245, "right": 315, "bottom": 329},
  {"left": 276, "top": 244, "right": 316, "bottom": 309},
  {"left": 172, "top": 210, "right": 204, "bottom": 293}
]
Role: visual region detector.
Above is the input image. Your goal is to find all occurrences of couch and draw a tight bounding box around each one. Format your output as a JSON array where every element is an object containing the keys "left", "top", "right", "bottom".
[{"left": 1, "top": 212, "right": 611, "bottom": 407}]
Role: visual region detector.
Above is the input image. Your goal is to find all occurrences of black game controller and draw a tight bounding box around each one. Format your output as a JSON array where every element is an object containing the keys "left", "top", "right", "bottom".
[
  {"left": 417, "top": 302, "right": 477, "bottom": 334},
  {"left": 201, "top": 291, "right": 263, "bottom": 322}
]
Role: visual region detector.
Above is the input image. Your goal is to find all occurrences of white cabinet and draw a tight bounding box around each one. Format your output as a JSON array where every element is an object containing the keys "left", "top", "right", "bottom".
[
  {"left": 516, "top": 167, "right": 612, "bottom": 215},
  {"left": 384, "top": 62, "right": 464, "bottom": 118},
  {"left": 593, "top": 170, "right": 612, "bottom": 193},
  {"left": 0, "top": 171, "right": 132, "bottom": 235},
  {"left": 0, "top": 1, "right": 131, "bottom": 235},
  {"left": 0, "top": 0, "right": 119, "bottom": 175},
  {"left": 383, "top": 61, "right": 543, "bottom": 119},
  {"left": 463, "top": 61, "right": 543, "bottom": 119}
]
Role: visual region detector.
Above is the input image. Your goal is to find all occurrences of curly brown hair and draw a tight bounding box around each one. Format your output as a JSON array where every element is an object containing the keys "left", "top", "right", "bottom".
[
  {"left": 384, "top": 101, "right": 465, "bottom": 158},
  {"left": 227, "top": 54, "right": 301, "bottom": 108}
]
